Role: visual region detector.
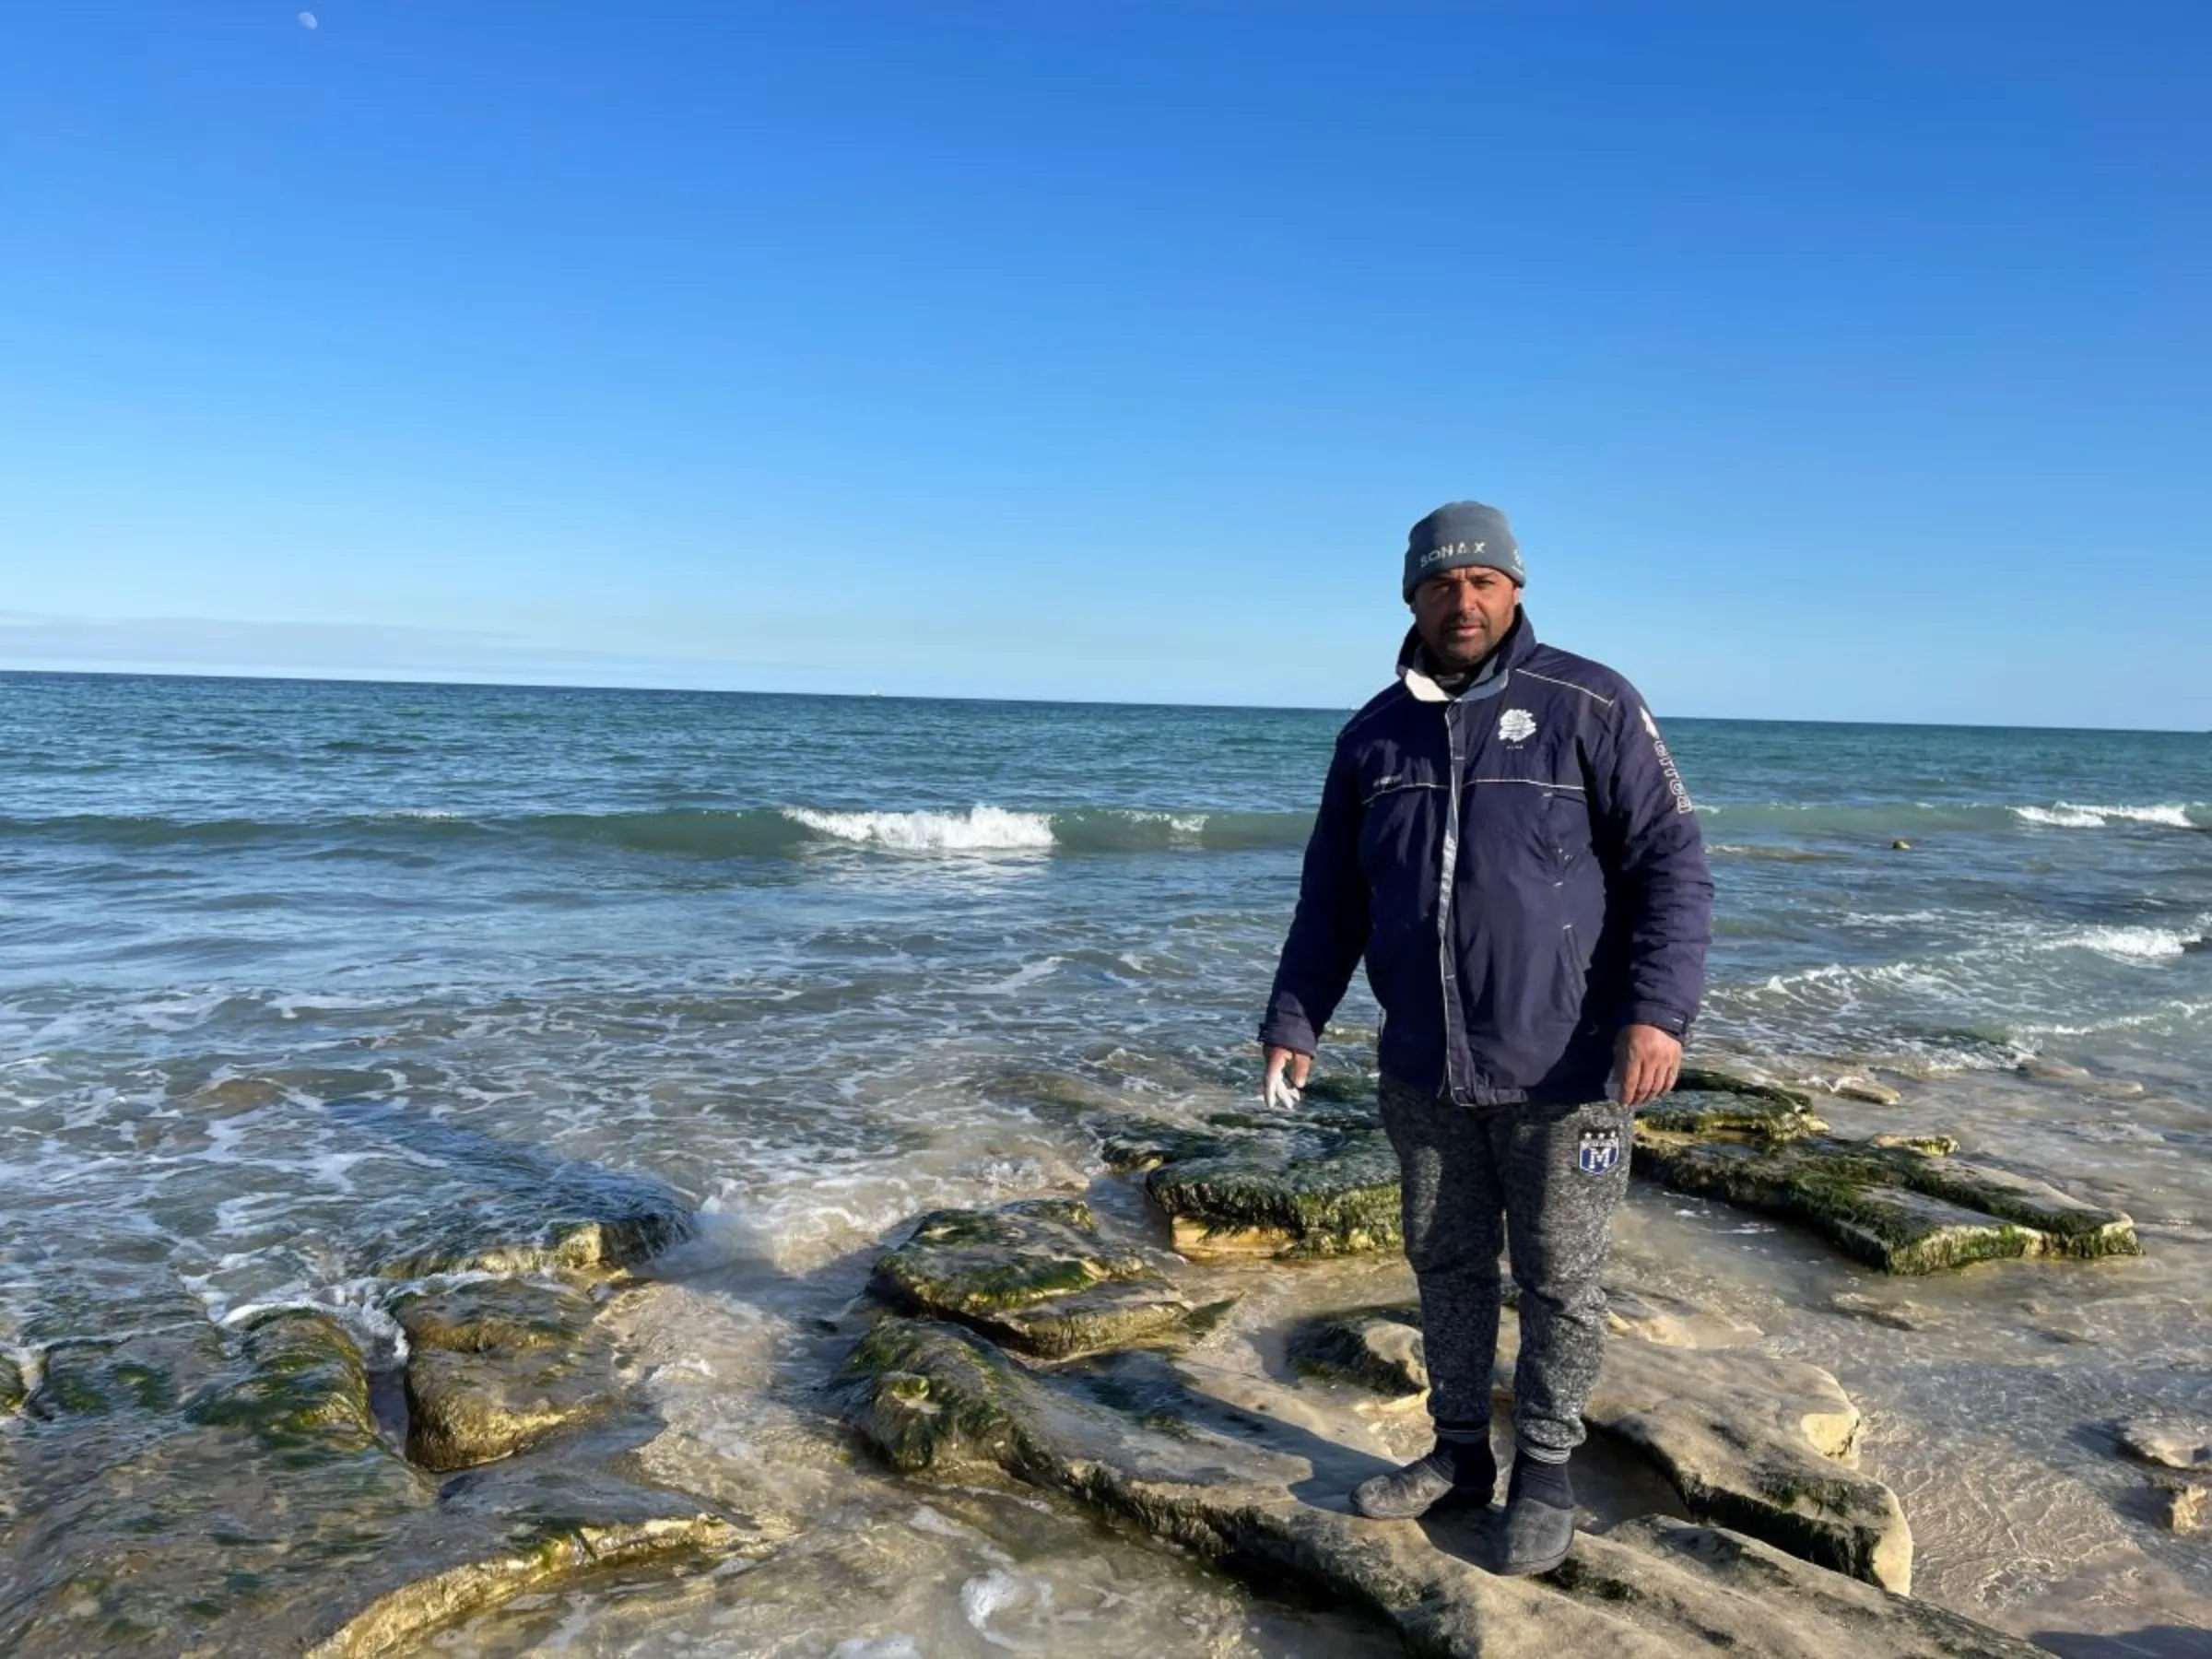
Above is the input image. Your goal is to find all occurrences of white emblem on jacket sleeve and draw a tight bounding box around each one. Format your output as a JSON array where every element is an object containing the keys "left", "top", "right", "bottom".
[
  {"left": 1637, "top": 704, "right": 1695, "bottom": 814},
  {"left": 1499, "top": 709, "right": 1536, "bottom": 743}
]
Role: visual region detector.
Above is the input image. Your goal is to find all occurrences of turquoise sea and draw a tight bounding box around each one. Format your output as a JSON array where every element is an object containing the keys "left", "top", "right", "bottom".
[{"left": 4, "top": 670, "right": 2210, "bottom": 1653}]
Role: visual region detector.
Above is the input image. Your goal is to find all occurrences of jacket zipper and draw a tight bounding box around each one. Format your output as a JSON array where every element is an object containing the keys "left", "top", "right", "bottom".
[{"left": 1437, "top": 700, "right": 1467, "bottom": 1100}]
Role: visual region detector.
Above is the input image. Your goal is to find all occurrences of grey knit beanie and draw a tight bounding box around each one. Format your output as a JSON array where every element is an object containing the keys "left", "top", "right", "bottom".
[{"left": 1402, "top": 500, "right": 1524, "bottom": 600}]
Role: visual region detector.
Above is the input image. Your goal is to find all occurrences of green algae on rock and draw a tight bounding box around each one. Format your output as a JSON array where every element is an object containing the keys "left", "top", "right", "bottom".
[
  {"left": 397, "top": 1279, "right": 621, "bottom": 1472},
  {"left": 0, "top": 1354, "right": 25, "bottom": 1415},
  {"left": 1638, "top": 1084, "right": 1829, "bottom": 1143},
  {"left": 1672, "top": 1066, "right": 1819, "bottom": 1112},
  {"left": 836, "top": 1317, "right": 1030, "bottom": 1476},
  {"left": 866, "top": 1199, "right": 1218, "bottom": 1360},
  {"left": 1098, "top": 1109, "right": 1401, "bottom": 1259},
  {"left": 378, "top": 1207, "right": 690, "bottom": 1281},
  {"left": 1632, "top": 1126, "right": 2140, "bottom": 1274},
  {"left": 26, "top": 1324, "right": 229, "bottom": 1421},
  {"left": 837, "top": 1316, "right": 2040, "bottom": 1658},
  {"left": 185, "top": 1309, "right": 376, "bottom": 1462},
  {"left": 1285, "top": 1304, "right": 1428, "bottom": 1397}
]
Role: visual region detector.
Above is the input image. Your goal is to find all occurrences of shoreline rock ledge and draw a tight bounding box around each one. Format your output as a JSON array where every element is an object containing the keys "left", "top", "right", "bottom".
[
  {"left": 836, "top": 1315, "right": 2041, "bottom": 1658},
  {"left": 1095, "top": 1109, "right": 1401, "bottom": 1259},
  {"left": 1086, "top": 1070, "right": 2138, "bottom": 1276},
  {"left": 1291, "top": 1301, "right": 1913, "bottom": 1594},
  {"left": 865, "top": 1197, "right": 1233, "bottom": 1359},
  {"left": 1634, "top": 1088, "right": 2140, "bottom": 1274}
]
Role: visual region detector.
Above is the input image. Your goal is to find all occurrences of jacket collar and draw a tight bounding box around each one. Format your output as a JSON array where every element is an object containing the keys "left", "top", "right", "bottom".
[{"left": 1395, "top": 608, "right": 1536, "bottom": 703}]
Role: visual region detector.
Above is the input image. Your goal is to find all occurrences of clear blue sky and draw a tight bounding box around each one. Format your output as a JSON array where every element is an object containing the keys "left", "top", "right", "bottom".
[{"left": 3, "top": 3, "right": 2206, "bottom": 725}]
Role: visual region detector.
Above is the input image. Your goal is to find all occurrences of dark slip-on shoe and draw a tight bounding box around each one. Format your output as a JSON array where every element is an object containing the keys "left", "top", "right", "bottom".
[
  {"left": 1349, "top": 1453, "right": 1492, "bottom": 1521},
  {"left": 1493, "top": 1491, "right": 1576, "bottom": 1575}
]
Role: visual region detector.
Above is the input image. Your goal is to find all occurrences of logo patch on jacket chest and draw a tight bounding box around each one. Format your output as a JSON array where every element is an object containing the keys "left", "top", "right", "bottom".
[
  {"left": 1498, "top": 708, "right": 1536, "bottom": 744},
  {"left": 1577, "top": 1127, "right": 1622, "bottom": 1175}
]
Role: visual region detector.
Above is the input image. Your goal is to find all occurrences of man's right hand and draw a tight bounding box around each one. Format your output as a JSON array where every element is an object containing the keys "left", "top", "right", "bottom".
[{"left": 1261, "top": 1045, "right": 1312, "bottom": 1111}]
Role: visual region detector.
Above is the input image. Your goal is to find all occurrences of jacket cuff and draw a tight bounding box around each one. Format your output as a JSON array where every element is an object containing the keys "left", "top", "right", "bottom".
[
  {"left": 1257, "top": 1009, "right": 1319, "bottom": 1055},
  {"left": 1622, "top": 1002, "right": 1692, "bottom": 1040}
]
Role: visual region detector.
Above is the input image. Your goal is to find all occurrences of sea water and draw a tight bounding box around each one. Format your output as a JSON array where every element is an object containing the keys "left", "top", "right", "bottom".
[{"left": 3, "top": 671, "right": 2208, "bottom": 1653}]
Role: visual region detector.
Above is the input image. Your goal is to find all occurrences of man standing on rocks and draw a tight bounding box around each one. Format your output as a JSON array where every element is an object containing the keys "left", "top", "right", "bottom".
[{"left": 1258, "top": 500, "right": 1712, "bottom": 1575}]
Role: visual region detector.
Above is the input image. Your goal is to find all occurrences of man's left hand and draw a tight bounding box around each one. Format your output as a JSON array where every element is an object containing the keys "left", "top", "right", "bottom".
[{"left": 1610, "top": 1024, "right": 1682, "bottom": 1110}]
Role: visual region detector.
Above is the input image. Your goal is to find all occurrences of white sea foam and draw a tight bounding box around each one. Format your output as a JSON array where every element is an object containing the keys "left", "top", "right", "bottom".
[
  {"left": 830, "top": 1639, "right": 924, "bottom": 1659},
  {"left": 2044, "top": 924, "right": 2198, "bottom": 960},
  {"left": 1753, "top": 916, "right": 2205, "bottom": 998},
  {"left": 960, "top": 1570, "right": 1050, "bottom": 1653},
  {"left": 2017, "top": 998, "right": 2212, "bottom": 1040},
  {"left": 2014, "top": 802, "right": 2199, "bottom": 830},
  {"left": 784, "top": 805, "right": 1056, "bottom": 852},
  {"left": 982, "top": 957, "right": 1065, "bottom": 995}
]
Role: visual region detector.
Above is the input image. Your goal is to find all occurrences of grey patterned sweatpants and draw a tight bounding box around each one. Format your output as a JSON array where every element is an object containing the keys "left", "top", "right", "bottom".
[{"left": 1376, "top": 1077, "right": 1632, "bottom": 1460}]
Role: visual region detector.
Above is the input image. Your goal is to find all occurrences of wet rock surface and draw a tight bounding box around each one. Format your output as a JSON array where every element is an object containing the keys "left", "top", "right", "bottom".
[
  {"left": 1288, "top": 1304, "right": 1429, "bottom": 1397},
  {"left": 0, "top": 1194, "right": 760, "bottom": 1658},
  {"left": 1096, "top": 1108, "right": 1401, "bottom": 1259},
  {"left": 1831, "top": 1076, "right": 1905, "bottom": 1107},
  {"left": 1634, "top": 1098, "right": 2140, "bottom": 1274},
  {"left": 0, "top": 1070, "right": 2174, "bottom": 1656},
  {"left": 329, "top": 1099, "right": 696, "bottom": 1281},
  {"left": 1673, "top": 1065, "right": 1820, "bottom": 1106},
  {"left": 186, "top": 1309, "right": 378, "bottom": 1461},
  {"left": 305, "top": 1512, "right": 759, "bottom": 1659},
  {"left": 2117, "top": 1414, "right": 2212, "bottom": 1472},
  {"left": 1098, "top": 1077, "right": 2135, "bottom": 1280},
  {"left": 1517, "top": 1319, "right": 1908, "bottom": 1592},
  {"left": 2156, "top": 1480, "right": 2206, "bottom": 1535},
  {"left": 865, "top": 1197, "right": 1220, "bottom": 1359},
  {"left": 398, "top": 1277, "right": 625, "bottom": 1471},
  {"left": 377, "top": 1206, "right": 691, "bottom": 1280},
  {"left": 1637, "top": 1083, "right": 1829, "bottom": 1142},
  {"left": 1287, "top": 1299, "right": 1911, "bottom": 1591},
  {"left": 837, "top": 1316, "right": 2038, "bottom": 1657}
]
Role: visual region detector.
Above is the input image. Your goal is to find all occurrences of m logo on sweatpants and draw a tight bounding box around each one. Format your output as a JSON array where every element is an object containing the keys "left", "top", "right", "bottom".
[{"left": 1577, "top": 1128, "right": 1621, "bottom": 1175}]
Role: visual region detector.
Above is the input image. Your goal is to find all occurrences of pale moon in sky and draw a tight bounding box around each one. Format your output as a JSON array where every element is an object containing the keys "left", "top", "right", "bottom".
[{"left": 299, "top": 10, "right": 318, "bottom": 28}]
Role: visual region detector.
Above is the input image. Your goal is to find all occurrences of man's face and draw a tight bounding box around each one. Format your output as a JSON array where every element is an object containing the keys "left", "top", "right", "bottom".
[{"left": 1410, "top": 565, "right": 1520, "bottom": 671}]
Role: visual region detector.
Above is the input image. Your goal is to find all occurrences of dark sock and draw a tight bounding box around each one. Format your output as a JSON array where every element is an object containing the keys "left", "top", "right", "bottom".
[
  {"left": 1431, "top": 1418, "right": 1497, "bottom": 1494},
  {"left": 1509, "top": 1453, "right": 1574, "bottom": 1510}
]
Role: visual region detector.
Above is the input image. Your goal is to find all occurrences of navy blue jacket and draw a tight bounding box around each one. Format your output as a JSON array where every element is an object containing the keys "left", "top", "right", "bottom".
[{"left": 1260, "top": 612, "right": 1712, "bottom": 1106}]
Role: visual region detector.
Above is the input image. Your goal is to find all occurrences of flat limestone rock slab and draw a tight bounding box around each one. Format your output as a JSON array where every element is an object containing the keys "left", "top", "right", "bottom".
[
  {"left": 1500, "top": 1316, "right": 1911, "bottom": 1593},
  {"left": 1597, "top": 1284, "right": 1763, "bottom": 1348},
  {"left": 837, "top": 1317, "right": 2039, "bottom": 1659},
  {"left": 1097, "top": 1109, "right": 1401, "bottom": 1259},
  {"left": 1644, "top": 1080, "right": 1827, "bottom": 1139},
  {"left": 1632, "top": 1129, "right": 2140, "bottom": 1274},
  {"left": 2117, "top": 1414, "right": 2212, "bottom": 1471},
  {"left": 867, "top": 1198, "right": 1217, "bottom": 1359},
  {"left": 398, "top": 1280, "right": 621, "bottom": 1472},
  {"left": 1291, "top": 1300, "right": 1908, "bottom": 1591},
  {"left": 1831, "top": 1076, "right": 1905, "bottom": 1106},
  {"left": 305, "top": 1513, "right": 754, "bottom": 1659},
  {"left": 1672, "top": 1068, "right": 1819, "bottom": 1106},
  {"left": 1287, "top": 1304, "right": 1429, "bottom": 1397}
]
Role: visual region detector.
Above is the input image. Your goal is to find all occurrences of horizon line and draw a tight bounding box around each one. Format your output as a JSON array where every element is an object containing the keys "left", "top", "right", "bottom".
[{"left": 6, "top": 664, "right": 2208, "bottom": 738}]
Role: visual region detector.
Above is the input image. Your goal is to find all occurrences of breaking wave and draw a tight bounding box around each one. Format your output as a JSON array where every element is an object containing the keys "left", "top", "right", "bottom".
[
  {"left": 1698, "top": 800, "right": 2208, "bottom": 835},
  {"left": 2010, "top": 802, "right": 2199, "bottom": 830}
]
